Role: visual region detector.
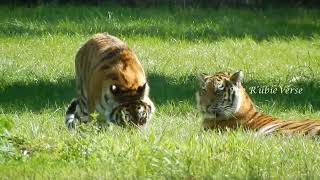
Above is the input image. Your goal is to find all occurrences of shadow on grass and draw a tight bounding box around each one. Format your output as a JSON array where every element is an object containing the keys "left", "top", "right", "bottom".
[
  {"left": 0, "top": 7, "right": 319, "bottom": 41},
  {"left": 0, "top": 79, "right": 74, "bottom": 113},
  {"left": 0, "top": 73, "right": 319, "bottom": 113}
]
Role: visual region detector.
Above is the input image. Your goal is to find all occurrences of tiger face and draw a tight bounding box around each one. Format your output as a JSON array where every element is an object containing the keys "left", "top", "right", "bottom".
[
  {"left": 110, "top": 100, "right": 152, "bottom": 128},
  {"left": 196, "top": 71, "right": 243, "bottom": 121}
]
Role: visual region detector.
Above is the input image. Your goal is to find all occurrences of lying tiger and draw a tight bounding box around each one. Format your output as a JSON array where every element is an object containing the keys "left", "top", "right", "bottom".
[
  {"left": 196, "top": 71, "right": 320, "bottom": 135},
  {"left": 66, "top": 33, "right": 155, "bottom": 129}
]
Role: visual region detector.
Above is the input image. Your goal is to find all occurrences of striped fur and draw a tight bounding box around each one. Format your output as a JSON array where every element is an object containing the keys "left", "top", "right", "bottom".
[
  {"left": 110, "top": 101, "right": 152, "bottom": 128},
  {"left": 196, "top": 71, "right": 320, "bottom": 136},
  {"left": 66, "top": 33, "right": 154, "bottom": 129}
]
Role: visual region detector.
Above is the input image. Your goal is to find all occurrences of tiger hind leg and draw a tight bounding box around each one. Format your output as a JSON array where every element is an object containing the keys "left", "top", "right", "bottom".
[{"left": 65, "top": 98, "right": 89, "bottom": 129}]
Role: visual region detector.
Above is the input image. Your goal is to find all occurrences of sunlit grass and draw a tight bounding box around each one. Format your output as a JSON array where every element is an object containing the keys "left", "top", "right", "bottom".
[{"left": 0, "top": 6, "right": 320, "bottom": 179}]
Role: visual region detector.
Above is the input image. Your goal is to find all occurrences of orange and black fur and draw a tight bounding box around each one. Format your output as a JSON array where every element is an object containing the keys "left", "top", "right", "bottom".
[
  {"left": 196, "top": 71, "right": 320, "bottom": 135},
  {"left": 66, "top": 33, "right": 154, "bottom": 129}
]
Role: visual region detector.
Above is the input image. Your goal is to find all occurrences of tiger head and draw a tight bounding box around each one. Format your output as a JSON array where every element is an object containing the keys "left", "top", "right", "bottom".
[
  {"left": 196, "top": 71, "right": 244, "bottom": 121},
  {"left": 110, "top": 101, "right": 152, "bottom": 128},
  {"left": 88, "top": 34, "right": 155, "bottom": 128}
]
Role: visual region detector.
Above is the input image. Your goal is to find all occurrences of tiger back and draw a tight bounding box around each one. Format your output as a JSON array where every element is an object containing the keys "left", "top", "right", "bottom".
[
  {"left": 196, "top": 71, "right": 320, "bottom": 136},
  {"left": 65, "top": 33, "right": 155, "bottom": 129}
]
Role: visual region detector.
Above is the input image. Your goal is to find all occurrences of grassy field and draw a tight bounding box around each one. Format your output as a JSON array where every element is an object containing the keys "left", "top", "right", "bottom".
[{"left": 0, "top": 5, "right": 320, "bottom": 179}]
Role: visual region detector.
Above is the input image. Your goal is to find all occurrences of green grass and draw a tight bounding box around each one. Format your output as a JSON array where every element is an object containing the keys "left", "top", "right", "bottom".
[{"left": 1, "top": 5, "right": 320, "bottom": 179}]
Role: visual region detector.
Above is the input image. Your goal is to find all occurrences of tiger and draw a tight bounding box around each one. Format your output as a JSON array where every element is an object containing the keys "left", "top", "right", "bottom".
[
  {"left": 65, "top": 33, "right": 155, "bottom": 129},
  {"left": 196, "top": 71, "right": 320, "bottom": 135}
]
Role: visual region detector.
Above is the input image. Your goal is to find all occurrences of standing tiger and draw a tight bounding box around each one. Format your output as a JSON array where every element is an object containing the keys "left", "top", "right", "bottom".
[
  {"left": 65, "top": 33, "right": 155, "bottom": 129},
  {"left": 196, "top": 71, "right": 320, "bottom": 135}
]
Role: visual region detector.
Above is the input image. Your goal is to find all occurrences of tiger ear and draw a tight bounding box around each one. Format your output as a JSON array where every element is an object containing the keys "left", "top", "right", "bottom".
[
  {"left": 137, "top": 83, "right": 146, "bottom": 94},
  {"left": 198, "top": 73, "right": 208, "bottom": 86},
  {"left": 230, "top": 71, "right": 243, "bottom": 86}
]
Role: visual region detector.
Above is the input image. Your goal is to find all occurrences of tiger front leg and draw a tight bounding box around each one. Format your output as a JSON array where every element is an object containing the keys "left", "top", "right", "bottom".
[{"left": 65, "top": 98, "right": 89, "bottom": 129}]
